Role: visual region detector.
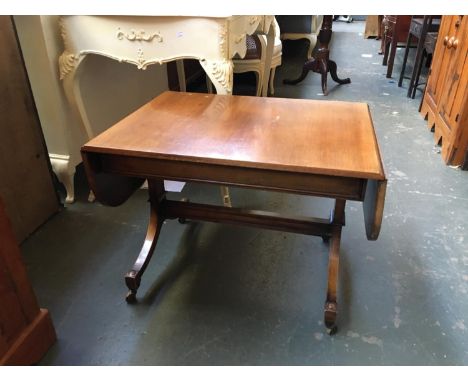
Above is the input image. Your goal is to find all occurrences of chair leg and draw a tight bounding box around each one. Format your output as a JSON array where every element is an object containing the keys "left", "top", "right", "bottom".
[
  {"left": 382, "top": 40, "right": 390, "bottom": 65},
  {"left": 386, "top": 37, "right": 398, "bottom": 78},
  {"left": 407, "top": 37, "right": 426, "bottom": 98},
  {"left": 269, "top": 67, "right": 276, "bottom": 95},
  {"left": 398, "top": 33, "right": 413, "bottom": 87},
  {"left": 255, "top": 71, "right": 263, "bottom": 97},
  {"left": 411, "top": 50, "right": 426, "bottom": 99}
]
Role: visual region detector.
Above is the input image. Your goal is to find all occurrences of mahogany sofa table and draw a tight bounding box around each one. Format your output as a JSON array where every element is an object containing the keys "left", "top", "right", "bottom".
[{"left": 81, "top": 91, "right": 387, "bottom": 334}]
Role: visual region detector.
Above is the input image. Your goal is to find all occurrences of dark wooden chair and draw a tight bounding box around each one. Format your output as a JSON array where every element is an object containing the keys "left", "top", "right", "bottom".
[
  {"left": 398, "top": 16, "right": 441, "bottom": 98},
  {"left": 380, "top": 15, "right": 413, "bottom": 78}
]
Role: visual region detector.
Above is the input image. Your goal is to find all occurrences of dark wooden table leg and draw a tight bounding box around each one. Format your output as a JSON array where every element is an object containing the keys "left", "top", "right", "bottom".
[
  {"left": 324, "top": 199, "right": 346, "bottom": 335},
  {"left": 125, "top": 179, "right": 166, "bottom": 303},
  {"left": 283, "top": 15, "right": 351, "bottom": 95}
]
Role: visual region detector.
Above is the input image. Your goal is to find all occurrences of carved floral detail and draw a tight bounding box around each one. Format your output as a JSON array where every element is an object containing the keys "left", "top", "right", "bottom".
[
  {"left": 59, "top": 51, "right": 79, "bottom": 80},
  {"left": 116, "top": 28, "right": 163, "bottom": 42},
  {"left": 249, "top": 16, "right": 261, "bottom": 26},
  {"left": 218, "top": 24, "right": 228, "bottom": 57},
  {"left": 234, "top": 35, "right": 245, "bottom": 44},
  {"left": 200, "top": 59, "right": 233, "bottom": 93},
  {"left": 136, "top": 48, "right": 146, "bottom": 70}
]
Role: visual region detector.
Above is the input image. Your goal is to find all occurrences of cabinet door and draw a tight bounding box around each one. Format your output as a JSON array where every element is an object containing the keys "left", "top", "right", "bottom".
[
  {"left": 425, "top": 16, "right": 457, "bottom": 109},
  {"left": 436, "top": 16, "right": 468, "bottom": 130}
]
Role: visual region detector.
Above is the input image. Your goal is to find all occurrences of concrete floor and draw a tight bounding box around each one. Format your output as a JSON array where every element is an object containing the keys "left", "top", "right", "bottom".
[{"left": 21, "top": 21, "right": 468, "bottom": 365}]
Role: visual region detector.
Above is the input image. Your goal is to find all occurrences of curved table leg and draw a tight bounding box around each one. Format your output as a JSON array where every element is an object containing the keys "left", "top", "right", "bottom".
[
  {"left": 50, "top": 154, "right": 76, "bottom": 204},
  {"left": 199, "top": 58, "right": 233, "bottom": 95},
  {"left": 324, "top": 199, "right": 346, "bottom": 334},
  {"left": 125, "top": 179, "right": 166, "bottom": 303},
  {"left": 283, "top": 16, "right": 350, "bottom": 95},
  {"left": 328, "top": 59, "right": 351, "bottom": 86}
]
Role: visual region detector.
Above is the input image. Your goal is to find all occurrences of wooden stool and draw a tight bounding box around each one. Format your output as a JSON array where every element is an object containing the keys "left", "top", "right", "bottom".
[{"left": 81, "top": 91, "right": 387, "bottom": 334}]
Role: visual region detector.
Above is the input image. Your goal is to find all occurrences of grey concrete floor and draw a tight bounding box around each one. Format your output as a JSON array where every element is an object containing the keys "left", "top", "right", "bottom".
[{"left": 21, "top": 21, "right": 468, "bottom": 365}]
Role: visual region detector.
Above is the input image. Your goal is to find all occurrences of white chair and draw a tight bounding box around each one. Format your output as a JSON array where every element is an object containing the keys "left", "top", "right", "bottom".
[
  {"left": 231, "top": 17, "right": 282, "bottom": 96},
  {"left": 279, "top": 15, "right": 323, "bottom": 60}
]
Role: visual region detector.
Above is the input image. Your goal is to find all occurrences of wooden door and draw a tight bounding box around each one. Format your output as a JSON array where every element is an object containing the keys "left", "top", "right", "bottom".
[
  {"left": 435, "top": 16, "right": 468, "bottom": 163},
  {"left": 424, "top": 16, "right": 456, "bottom": 111}
]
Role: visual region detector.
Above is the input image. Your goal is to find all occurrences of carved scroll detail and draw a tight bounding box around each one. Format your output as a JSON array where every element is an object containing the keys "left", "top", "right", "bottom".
[
  {"left": 59, "top": 51, "right": 79, "bottom": 80},
  {"left": 116, "top": 28, "right": 163, "bottom": 42}
]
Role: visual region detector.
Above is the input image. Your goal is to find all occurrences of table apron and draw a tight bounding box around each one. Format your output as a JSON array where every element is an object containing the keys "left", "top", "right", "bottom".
[{"left": 90, "top": 153, "right": 366, "bottom": 201}]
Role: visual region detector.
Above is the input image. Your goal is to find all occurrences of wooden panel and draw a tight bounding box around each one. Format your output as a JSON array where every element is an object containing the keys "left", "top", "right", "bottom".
[
  {"left": 363, "top": 179, "right": 387, "bottom": 241},
  {"left": 0, "top": 252, "right": 28, "bottom": 351},
  {"left": 424, "top": 16, "right": 453, "bottom": 110},
  {"left": 0, "top": 309, "right": 56, "bottom": 366},
  {"left": 0, "top": 196, "right": 56, "bottom": 364},
  {"left": 0, "top": 16, "right": 59, "bottom": 242},
  {"left": 437, "top": 16, "right": 468, "bottom": 133},
  {"left": 421, "top": 15, "right": 468, "bottom": 167},
  {"left": 83, "top": 91, "right": 386, "bottom": 181}
]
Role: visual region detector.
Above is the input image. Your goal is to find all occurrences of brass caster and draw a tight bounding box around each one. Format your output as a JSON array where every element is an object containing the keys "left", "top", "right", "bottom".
[
  {"left": 324, "top": 301, "right": 338, "bottom": 335},
  {"left": 326, "top": 325, "right": 338, "bottom": 336},
  {"left": 125, "top": 290, "right": 137, "bottom": 304}
]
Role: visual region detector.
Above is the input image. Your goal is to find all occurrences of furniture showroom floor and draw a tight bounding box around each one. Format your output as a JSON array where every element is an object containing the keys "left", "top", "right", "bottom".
[{"left": 21, "top": 21, "right": 468, "bottom": 365}]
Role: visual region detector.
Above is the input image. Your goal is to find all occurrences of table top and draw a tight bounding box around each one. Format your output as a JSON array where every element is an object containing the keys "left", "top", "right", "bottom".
[{"left": 83, "top": 91, "right": 385, "bottom": 180}]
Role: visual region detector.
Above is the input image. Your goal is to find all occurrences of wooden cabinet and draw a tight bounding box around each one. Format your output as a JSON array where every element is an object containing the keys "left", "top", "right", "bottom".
[
  {"left": 421, "top": 15, "right": 468, "bottom": 167},
  {"left": 0, "top": 197, "right": 56, "bottom": 365}
]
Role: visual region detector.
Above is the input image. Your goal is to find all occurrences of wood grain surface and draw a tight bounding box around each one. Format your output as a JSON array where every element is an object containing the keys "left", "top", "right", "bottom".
[{"left": 83, "top": 91, "right": 385, "bottom": 180}]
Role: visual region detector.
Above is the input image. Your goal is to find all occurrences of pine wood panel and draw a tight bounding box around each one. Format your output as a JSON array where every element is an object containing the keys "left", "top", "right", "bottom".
[{"left": 420, "top": 15, "right": 468, "bottom": 167}]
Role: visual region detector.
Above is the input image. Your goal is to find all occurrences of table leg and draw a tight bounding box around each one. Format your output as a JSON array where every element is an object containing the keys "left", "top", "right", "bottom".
[
  {"left": 261, "top": 21, "right": 275, "bottom": 97},
  {"left": 283, "top": 16, "right": 350, "bottom": 95},
  {"left": 199, "top": 59, "right": 233, "bottom": 95},
  {"left": 176, "top": 59, "right": 186, "bottom": 92},
  {"left": 324, "top": 199, "right": 346, "bottom": 334},
  {"left": 125, "top": 179, "right": 166, "bottom": 303}
]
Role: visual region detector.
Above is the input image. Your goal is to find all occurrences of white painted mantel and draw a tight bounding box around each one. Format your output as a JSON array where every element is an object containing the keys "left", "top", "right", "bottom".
[{"left": 16, "top": 15, "right": 274, "bottom": 203}]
